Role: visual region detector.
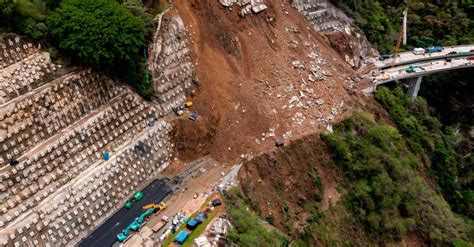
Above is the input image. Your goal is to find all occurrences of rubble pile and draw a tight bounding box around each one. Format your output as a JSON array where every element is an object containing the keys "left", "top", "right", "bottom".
[
  {"left": 291, "top": 0, "right": 377, "bottom": 67},
  {"left": 219, "top": 0, "right": 268, "bottom": 17}
]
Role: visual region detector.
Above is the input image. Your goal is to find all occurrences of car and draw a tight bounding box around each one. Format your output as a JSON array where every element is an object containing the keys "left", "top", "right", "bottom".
[
  {"left": 448, "top": 51, "right": 457, "bottom": 55},
  {"left": 211, "top": 198, "right": 222, "bottom": 207},
  {"left": 405, "top": 65, "right": 424, "bottom": 73},
  {"left": 189, "top": 113, "right": 198, "bottom": 121},
  {"left": 378, "top": 54, "right": 393, "bottom": 60},
  {"left": 425, "top": 46, "right": 444, "bottom": 53}
]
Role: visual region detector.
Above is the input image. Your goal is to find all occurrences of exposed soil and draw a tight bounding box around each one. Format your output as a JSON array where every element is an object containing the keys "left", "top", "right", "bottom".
[
  {"left": 238, "top": 134, "right": 340, "bottom": 233},
  {"left": 171, "top": 0, "right": 360, "bottom": 164}
]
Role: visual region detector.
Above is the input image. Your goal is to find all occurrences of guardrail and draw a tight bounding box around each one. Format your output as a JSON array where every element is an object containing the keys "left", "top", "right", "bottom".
[{"left": 375, "top": 52, "right": 474, "bottom": 70}]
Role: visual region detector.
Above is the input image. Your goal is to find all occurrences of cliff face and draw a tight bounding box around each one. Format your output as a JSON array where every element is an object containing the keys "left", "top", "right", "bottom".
[{"left": 291, "top": 0, "right": 378, "bottom": 68}]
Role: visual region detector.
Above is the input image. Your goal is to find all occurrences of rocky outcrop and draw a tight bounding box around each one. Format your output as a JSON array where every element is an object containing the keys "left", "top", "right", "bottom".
[
  {"left": 291, "top": 0, "right": 378, "bottom": 68},
  {"left": 219, "top": 0, "right": 268, "bottom": 16}
]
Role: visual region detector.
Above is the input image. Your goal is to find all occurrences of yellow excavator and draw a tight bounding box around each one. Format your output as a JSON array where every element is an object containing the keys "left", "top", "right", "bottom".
[
  {"left": 142, "top": 202, "right": 167, "bottom": 212},
  {"left": 142, "top": 202, "right": 167, "bottom": 221}
]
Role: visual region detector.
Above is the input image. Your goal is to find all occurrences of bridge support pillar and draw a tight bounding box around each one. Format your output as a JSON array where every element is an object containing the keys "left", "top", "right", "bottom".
[{"left": 407, "top": 76, "right": 423, "bottom": 98}]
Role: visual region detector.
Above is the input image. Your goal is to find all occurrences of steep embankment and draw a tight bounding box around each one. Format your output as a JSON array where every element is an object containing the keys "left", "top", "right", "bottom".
[{"left": 171, "top": 0, "right": 361, "bottom": 163}]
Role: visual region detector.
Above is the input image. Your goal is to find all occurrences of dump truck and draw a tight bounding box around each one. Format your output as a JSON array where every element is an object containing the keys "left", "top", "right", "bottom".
[{"left": 152, "top": 216, "right": 169, "bottom": 233}]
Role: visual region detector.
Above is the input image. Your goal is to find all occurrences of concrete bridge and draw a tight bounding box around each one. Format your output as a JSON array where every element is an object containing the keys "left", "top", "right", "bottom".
[{"left": 363, "top": 45, "right": 474, "bottom": 97}]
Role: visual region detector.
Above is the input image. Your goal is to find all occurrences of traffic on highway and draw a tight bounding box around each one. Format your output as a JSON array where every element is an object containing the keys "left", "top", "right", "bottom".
[
  {"left": 370, "top": 56, "right": 474, "bottom": 85},
  {"left": 372, "top": 44, "right": 474, "bottom": 68}
]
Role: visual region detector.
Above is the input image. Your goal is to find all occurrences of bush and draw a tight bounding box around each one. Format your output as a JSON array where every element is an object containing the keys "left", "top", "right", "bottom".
[{"left": 314, "top": 193, "right": 322, "bottom": 202}]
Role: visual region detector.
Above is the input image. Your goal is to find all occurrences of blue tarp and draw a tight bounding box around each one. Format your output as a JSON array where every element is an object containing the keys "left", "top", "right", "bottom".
[
  {"left": 186, "top": 219, "right": 199, "bottom": 230},
  {"left": 102, "top": 152, "right": 110, "bottom": 161},
  {"left": 194, "top": 212, "right": 208, "bottom": 223},
  {"left": 174, "top": 230, "right": 189, "bottom": 244}
]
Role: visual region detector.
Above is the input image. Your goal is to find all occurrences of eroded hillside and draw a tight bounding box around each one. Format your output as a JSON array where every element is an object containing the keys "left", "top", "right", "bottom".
[{"left": 171, "top": 0, "right": 365, "bottom": 163}]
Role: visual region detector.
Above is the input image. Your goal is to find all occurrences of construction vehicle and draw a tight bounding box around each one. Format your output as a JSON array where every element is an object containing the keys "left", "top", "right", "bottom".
[
  {"left": 142, "top": 202, "right": 167, "bottom": 212},
  {"left": 117, "top": 224, "right": 134, "bottom": 242},
  {"left": 152, "top": 216, "right": 169, "bottom": 233},
  {"left": 130, "top": 208, "right": 155, "bottom": 231},
  {"left": 172, "top": 106, "right": 185, "bottom": 116},
  {"left": 391, "top": 9, "right": 408, "bottom": 68},
  {"left": 124, "top": 191, "right": 144, "bottom": 209},
  {"left": 185, "top": 101, "right": 193, "bottom": 108}
]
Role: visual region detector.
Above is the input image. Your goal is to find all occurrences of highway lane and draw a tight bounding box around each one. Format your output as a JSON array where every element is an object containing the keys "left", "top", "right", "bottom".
[
  {"left": 78, "top": 179, "right": 172, "bottom": 247},
  {"left": 375, "top": 57, "right": 473, "bottom": 82},
  {"left": 372, "top": 45, "right": 474, "bottom": 68}
]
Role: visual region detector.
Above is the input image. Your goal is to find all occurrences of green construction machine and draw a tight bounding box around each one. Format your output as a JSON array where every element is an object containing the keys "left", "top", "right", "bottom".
[
  {"left": 117, "top": 208, "right": 155, "bottom": 242},
  {"left": 124, "top": 191, "right": 144, "bottom": 209},
  {"left": 130, "top": 208, "right": 155, "bottom": 231},
  {"left": 117, "top": 224, "right": 134, "bottom": 242}
]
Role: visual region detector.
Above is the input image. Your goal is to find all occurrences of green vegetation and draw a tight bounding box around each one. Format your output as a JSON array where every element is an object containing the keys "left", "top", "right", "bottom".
[
  {"left": 322, "top": 113, "right": 473, "bottom": 245},
  {"left": 376, "top": 87, "right": 473, "bottom": 219},
  {"left": 225, "top": 188, "right": 288, "bottom": 247},
  {"left": 330, "top": 0, "right": 474, "bottom": 53},
  {"left": 0, "top": 0, "right": 166, "bottom": 98},
  {"left": 48, "top": 0, "right": 145, "bottom": 89}
]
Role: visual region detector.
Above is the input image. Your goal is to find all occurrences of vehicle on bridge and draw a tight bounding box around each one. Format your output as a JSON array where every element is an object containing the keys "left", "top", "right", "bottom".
[
  {"left": 405, "top": 65, "right": 425, "bottom": 73},
  {"left": 425, "top": 46, "right": 444, "bottom": 53},
  {"left": 379, "top": 54, "right": 393, "bottom": 61},
  {"left": 413, "top": 48, "right": 425, "bottom": 55}
]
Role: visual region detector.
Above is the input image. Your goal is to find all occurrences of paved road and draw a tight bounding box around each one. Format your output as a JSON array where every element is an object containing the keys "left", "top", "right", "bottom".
[
  {"left": 373, "top": 57, "right": 474, "bottom": 84},
  {"left": 78, "top": 179, "right": 172, "bottom": 247},
  {"left": 363, "top": 57, "right": 474, "bottom": 93},
  {"left": 372, "top": 44, "right": 474, "bottom": 68}
]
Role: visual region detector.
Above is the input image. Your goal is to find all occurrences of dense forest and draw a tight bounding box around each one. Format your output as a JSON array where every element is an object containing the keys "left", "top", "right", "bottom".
[
  {"left": 0, "top": 0, "right": 164, "bottom": 98},
  {"left": 330, "top": 0, "right": 474, "bottom": 53}
]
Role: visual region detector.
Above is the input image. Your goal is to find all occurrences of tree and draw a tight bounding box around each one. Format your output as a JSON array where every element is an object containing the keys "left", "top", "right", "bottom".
[
  {"left": 0, "top": 0, "right": 16, "bottom": 26},
  {"left": 48, "top": 0, "right": 146, "bottom": 84}
]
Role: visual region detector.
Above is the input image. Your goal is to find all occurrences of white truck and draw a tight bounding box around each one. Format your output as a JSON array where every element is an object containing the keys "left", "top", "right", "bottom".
[{"left": 413, "top": 48, "right": 425, "bottom": 55}]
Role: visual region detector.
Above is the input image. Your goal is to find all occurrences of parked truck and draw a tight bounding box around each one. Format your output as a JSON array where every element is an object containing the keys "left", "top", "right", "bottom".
[{"left": 152, "top": 216, "right": 169, "bottom": 233}]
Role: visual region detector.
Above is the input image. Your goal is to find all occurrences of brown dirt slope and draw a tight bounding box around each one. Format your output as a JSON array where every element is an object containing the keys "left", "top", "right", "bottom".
[
  {"left": 172, "top": 0, "right": 360, "bottom": 163},
  {"left": 238, "top": 134, "right": 340, "bottom": 234}
]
